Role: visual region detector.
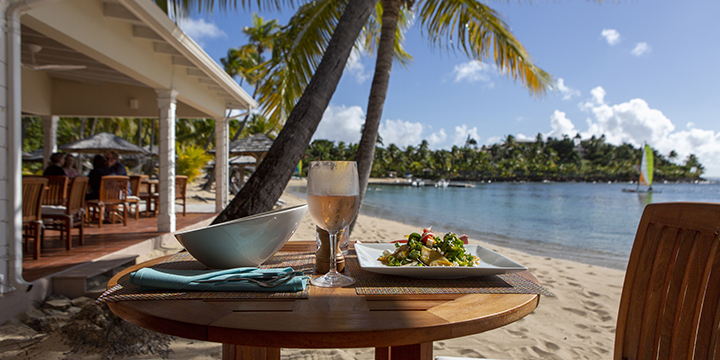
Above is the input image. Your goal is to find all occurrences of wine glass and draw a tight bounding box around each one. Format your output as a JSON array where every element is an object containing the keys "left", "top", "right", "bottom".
[{"left": 307, "top": 161, "right": 360, "bottom": 287}]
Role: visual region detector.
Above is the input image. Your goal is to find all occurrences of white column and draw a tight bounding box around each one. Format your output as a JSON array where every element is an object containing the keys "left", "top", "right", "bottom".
[
  {"left": 156, "top": 89, "right": 178, "bottom": 233},
  {"left": 3, "top": 0, "right": 34, "bottom": 294},
  {"left": 0, "top": 1, "right": 14, "bottom": 294},
  {"left": 41, "top": 115, "right": 58, "bottom": 166},
  {"left": 215, "top": 115, "right": 228, "bottom": 212}
]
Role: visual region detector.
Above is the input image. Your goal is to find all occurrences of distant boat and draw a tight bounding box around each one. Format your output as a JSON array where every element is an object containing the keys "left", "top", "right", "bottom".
[
  {"left": 435, "top": 179, "right": 450, "bottom": 188},
  {"left": 411, "top": 179, "right": 425, "bottom": 187},
  {"left": 623, "top": 144, "right": 661, "bottom": 193}
]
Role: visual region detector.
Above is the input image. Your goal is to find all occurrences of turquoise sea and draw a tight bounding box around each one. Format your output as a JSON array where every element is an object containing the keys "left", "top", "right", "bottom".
[{"left": 288, "top": 181, "right": 720, "bottom": 270}]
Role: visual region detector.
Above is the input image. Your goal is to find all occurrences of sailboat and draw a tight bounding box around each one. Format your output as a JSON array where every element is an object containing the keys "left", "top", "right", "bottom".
[{"left": 623, "top": 144, "right": 661, "bottom": 193}]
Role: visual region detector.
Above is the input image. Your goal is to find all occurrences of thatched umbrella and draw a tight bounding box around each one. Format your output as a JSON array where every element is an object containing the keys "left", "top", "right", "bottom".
[{"left": 59, "top": 132, "right": 149, "bottom": 155}]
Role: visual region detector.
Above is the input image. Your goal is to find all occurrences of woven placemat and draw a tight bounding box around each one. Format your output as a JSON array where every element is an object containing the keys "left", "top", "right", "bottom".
[
  {"left": 96, "top": 251, "right": 315, "bottom": 304},
  {"left": 346, "top": 251, "right": 555, "bottom": 297}
]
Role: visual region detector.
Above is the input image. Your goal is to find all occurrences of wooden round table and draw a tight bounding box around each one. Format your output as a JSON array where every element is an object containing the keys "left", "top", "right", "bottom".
[{"left": 107, "top": 241, "right": 540, "bottom": 360}]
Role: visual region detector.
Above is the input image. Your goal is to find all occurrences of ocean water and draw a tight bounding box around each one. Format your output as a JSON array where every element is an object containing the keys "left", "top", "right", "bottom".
[{"left": 288, "top": 181, "right": 720, "bottom": 270}]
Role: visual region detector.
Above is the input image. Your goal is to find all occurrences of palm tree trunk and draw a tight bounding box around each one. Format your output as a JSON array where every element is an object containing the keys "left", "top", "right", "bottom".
[
  {"left": 350, "top": 0, "right": 401, "bottom": 234},
  {"left": 231, "top": 117, "right": 249, "bottom": 142},
  {"left": 137, "top": 118, "right": 143, "bottom": 148},
  {"left": 231, "top": 85, "right": 259, "bottom": 142},
  {"left": 89, "top": 117, "right": 98, "bottom": 136},
  {"left": 213, "top": 0, "right": 379, "bottom": 224},
  {"left": 78, "top": 118, "right": 86, "bottom": 173}
]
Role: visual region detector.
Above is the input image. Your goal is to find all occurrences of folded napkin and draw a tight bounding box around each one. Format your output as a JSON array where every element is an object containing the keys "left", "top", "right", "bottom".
[{"left": 128, "top": 267, "right": 308, "bottom": 292}]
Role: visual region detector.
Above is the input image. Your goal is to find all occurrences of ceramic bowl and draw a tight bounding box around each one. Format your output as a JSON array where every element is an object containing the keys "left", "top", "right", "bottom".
[{"left": 174, "top": 204, "right": 308, "bottom": 269}]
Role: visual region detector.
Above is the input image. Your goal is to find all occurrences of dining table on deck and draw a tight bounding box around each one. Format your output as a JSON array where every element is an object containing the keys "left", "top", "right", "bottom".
[{"left": 103, "top": 241, "right": 548, "bottom": 360}]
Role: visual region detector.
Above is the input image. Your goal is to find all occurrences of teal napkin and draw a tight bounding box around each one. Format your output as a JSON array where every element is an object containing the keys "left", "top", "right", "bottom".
[{"left": 128, "top": 267, "right": 308, "bottom": 292}]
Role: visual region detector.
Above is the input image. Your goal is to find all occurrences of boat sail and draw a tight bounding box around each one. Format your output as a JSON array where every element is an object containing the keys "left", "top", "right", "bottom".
[
  {"left": 638, "top": 144, "right": 653, "bottom": 188},
  {"left": 623, "top": 144, "right": 659, "bottom": 193}
]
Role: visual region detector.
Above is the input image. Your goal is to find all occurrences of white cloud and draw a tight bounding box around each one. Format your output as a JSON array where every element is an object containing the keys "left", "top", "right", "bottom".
[
  {"left": 313, "top": 105, "right": 365, "bottom": 144},
  {"left": 547, "top": 87, "right": 720, "bottom": 176},
  {"left": 546, "top": 110, "right": 579, "bottom": 139},
  {"left": 687, "top": 122, "right": 696, "bottom": 129},
  {"left": 485, "top": 136, "right": 502, "bottom": 146},
  {"left": 452, "top": 125, "right": 480, "bottom": 147},
  {"left": 345, "top": 51, "right": 370, "bottom": 83},
  {"left": 580, "top": 86, "right": 675, "bottom": 145},
  {"left": 176, "top": 17, "right": 226, "bottom": 45},
  {"left": 632, "top": 42, "right": 651, "bottom": 56},
  {"left": 452, "top": 60, "right": 495, "bottom": 85},
  {"left": 427, "top": 129, "right": 448, "bottom": 148},
  {"left": 601, "top": 29, "right": 621, "bottom": 46},
  {"left": 378, "top": 118, "right": 425, "bottom": 148},
  {"left": 556, "top": 78, "right": 581, "bottom": 100}
]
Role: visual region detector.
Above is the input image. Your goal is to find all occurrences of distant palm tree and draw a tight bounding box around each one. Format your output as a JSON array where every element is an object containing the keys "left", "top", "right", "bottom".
[{"left": 221, "top": 13, "right": 280, "bottom": 140}]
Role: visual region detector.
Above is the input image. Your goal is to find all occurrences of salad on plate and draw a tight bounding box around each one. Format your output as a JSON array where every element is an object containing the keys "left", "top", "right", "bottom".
[{"left": 378, "top": 227, "right": 479, "bottom": 267}]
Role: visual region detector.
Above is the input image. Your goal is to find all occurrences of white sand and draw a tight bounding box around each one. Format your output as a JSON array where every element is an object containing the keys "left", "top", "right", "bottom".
[{"left": 4, "top": 179, "right": 625, "bottom": 359}]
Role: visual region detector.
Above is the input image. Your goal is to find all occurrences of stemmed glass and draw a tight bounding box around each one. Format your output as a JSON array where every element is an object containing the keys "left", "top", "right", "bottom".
[{"left": 307, "top": 161, "right": 360, "bottom": 287}]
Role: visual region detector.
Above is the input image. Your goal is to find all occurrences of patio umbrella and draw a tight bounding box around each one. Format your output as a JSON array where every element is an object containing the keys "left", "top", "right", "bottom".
[{"left": 59, "top": 132, "right": 149, "bottom": 155}]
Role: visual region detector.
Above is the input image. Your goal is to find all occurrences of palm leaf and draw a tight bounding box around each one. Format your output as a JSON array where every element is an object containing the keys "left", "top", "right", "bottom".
[{"left": 418, "top": 0, "right": 553, "bottom": 96}]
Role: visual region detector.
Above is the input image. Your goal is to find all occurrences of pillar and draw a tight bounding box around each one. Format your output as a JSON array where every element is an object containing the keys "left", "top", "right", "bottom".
[
  {"left": 41, "top": 115, "right": 58, "bottom": 167},
  {"left": 215, "top": 115, "right": 228, "bottom": 212},
  {"left": 156, "top": 89, "right": 178, "bottom": 233}
]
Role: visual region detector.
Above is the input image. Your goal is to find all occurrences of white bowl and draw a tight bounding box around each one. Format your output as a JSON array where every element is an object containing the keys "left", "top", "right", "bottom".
[{"left": 174, "top": 204, "right": 308, "bottom": 269}]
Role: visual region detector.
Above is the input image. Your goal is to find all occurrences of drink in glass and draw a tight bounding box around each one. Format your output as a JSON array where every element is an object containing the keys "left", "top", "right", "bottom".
[{"left": 307, "top": 161, "right": 359, "bottom": 287}]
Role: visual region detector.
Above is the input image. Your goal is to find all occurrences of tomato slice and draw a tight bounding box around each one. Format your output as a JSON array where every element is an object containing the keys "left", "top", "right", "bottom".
[{"left": 420, "top": 232, "right": 434, "bottom": 244}]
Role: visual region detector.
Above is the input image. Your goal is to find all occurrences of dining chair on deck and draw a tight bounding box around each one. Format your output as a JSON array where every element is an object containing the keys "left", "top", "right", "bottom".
[
  {"left": 22, "top": 177, "right": 47, "bottom": 260},
  {"left": 137, "top": 175, "right": 158, "bottom": 217},
  {"left": 436, "top": 202, "right": 720, "bottom": 360},
  {"left": 127, "top": 175, "right": 142, "bottom": 220},
  {"left": 86, "top": 175, "right": 129, "bottom": 228},
  {"left": 42, "top": 175, "right": 68, "bottom": 206},
  {"left": 42, "top": 176, "right": 88, "bottom": 250},
  {"left": 175, "top": 175, "right": 188, "bottom": 216}
]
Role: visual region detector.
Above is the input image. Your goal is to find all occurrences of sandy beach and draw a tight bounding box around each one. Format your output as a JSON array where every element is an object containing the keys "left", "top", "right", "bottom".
[{"left": 2, "top": 178, "right": 626, "bottom": 359}]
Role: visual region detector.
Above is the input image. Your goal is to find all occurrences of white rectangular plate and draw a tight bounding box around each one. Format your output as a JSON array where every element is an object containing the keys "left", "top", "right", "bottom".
[{"left": 354, "top": 243, "right": 527, "bottom": 279}]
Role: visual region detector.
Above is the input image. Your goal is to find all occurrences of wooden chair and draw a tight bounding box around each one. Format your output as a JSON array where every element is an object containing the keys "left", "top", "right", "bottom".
[
  {"left": 86, "top": 175, "right": 129, "bottom": 228},
  {"left": 42, "top": 175, "right": 68, "bottom": 206},
  {"left": 439, "top": 202, "right": 720, "bottom": 360},
  {"left": 42, "top": 176, "right": 88, "bottom": 250},
  {"left": 137, "top": 175, "right": 158, "bottom": 217},
  {"left": 127, "top": 175, "right": 142, "bottom": 220},
  {"left": 175, "top": 175, "right": 188, "bottom": 216},
  {"left": 22, "top": 177, "right": 47, "bottom": 260},
  {"left": 614, "top": 202, "right": 720, "bottom": 360}
]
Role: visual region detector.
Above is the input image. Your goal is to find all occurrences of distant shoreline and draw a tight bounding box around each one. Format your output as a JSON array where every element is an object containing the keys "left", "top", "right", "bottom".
[{"left": 369, "top": 176, "right": 714, "bottom": 185}]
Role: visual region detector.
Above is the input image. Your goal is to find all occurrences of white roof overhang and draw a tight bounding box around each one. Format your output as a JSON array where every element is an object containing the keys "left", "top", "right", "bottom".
[{"left": 20, "top": 0, "right": 256, "bottom": 119}]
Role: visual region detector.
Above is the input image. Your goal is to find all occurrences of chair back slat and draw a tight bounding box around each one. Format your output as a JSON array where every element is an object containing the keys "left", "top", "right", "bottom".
[
  {"left": 129, "top": 175, "right": 143, "bottom": 196},
  {"left": 42, "top": 175, "right": 68, "bottom": 205},
  {"left": 99, "top": 175, "right": 128, "bottom": 202},
  {"left": 22, "top": 177, "right": 48, "bottom": 222},
  {"left": 66, "top": 176, "right": 88, "bottom": 214},
  {"left": 615, "top": 202, "right": 720, "bottom": 360},
  {"left": 136, "top": 175, "right": 150, "bottom": 194},
  {"left": 175, "top": 175, "right": 188, "bottom": 198}
]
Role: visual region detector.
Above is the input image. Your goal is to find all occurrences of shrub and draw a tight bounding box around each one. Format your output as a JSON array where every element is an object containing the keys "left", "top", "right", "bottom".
[{"left": 176, "top": 144, "right": 212, "bottom": 183}]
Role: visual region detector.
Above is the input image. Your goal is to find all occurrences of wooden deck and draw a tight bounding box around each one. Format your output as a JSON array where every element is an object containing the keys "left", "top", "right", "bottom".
[{"left": 22, "top": 213, "right": 217, "bottom": 282}]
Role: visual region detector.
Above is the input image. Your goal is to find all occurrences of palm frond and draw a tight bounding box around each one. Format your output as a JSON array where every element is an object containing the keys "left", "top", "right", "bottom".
[
  {"left": 363, "top": 1, "right": 413, "bottom": 68},
  {"left": 255, "top": 0, "right": 347, "bottom": 125},
  {"left": 161, "top": 0, "right": 297, "bottom": 18},
  {"left": 418, "top": 0, "right": 553, "bottom": 96}
]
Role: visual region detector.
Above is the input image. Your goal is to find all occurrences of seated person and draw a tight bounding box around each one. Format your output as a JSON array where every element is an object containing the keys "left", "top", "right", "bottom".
[
  {"left": 106, "top": 151, "right": 127, "bottom": 176},
  {"left": 43, "top": 152, "right": 66, "bottom": 176},
  {"left": 86, "top": 155, "right": 115, "bottom": 200},
  {"left": 63, "top": 154, "right": 79, "bottom": 179}
]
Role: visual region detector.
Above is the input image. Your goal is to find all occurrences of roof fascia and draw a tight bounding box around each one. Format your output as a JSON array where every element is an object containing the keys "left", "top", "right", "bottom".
[{"left": 118, "top": 0, "right": 257, "bottom": 111}]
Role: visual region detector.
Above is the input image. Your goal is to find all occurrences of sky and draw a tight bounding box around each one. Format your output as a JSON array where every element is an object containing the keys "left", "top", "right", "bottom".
[{"left": 177, "top": 0, "right": 720, "bottom": 177}]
